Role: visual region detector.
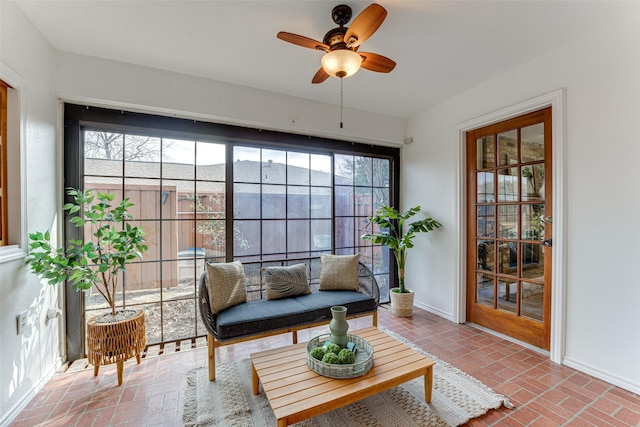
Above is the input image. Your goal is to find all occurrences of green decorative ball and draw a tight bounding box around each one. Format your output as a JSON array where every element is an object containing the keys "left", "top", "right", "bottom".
[
  {"left": 310, "top": 346, "right": 326, "bottom": 361},
  {"left": 321, "top": 352, "right": 340, "bottom": 364},
  {"left": 338, "top": 349, "right": 355, "bottom": 364},
  {"left": 325, "top": 343, "right": 341, "bottom": 355}
]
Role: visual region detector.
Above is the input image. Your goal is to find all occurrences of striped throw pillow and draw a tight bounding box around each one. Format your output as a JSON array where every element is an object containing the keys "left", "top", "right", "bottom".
[
  {"left": 319, "top": 254, "right": 360, "bottom": 292},
  {"left": 206, "top": 261, "right": 247, "bottom": 314},
  {"left": 263, "top": 263, "right": 311, "bottom": 300}
]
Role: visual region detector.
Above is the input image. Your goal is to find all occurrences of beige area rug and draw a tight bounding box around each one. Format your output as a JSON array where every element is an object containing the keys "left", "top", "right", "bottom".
[{"left": 183, "top": 329, "right": 513, "bottom": 426}]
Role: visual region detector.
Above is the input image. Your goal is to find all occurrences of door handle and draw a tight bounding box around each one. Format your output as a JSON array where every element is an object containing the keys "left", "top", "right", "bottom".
[{"left": 542, "top": 239, "right": 552, "bottom": 247}]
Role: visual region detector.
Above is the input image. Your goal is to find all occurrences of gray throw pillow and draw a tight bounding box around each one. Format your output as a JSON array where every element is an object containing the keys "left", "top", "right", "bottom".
[
  {"left": 263, "top": 263, "right": 311, "bottom": 300},
  {"left": 205, "top": 261, "right": 247, "bottom": 314},
  {"left": 319, "top": 254, "right": 359, "bottom": 292}
]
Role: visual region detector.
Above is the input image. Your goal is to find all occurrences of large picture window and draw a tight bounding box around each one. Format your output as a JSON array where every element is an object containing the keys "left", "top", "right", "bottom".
[{"left": 64, "top": 104, "right": 399, "bottom": 358}]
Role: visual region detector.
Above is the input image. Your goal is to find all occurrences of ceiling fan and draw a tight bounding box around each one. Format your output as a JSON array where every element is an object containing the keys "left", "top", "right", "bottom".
[{"left": 277, "top": 3, "right": 396, "bottom": 84}]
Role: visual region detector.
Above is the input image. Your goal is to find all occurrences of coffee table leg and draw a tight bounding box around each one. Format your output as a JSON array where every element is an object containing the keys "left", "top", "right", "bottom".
[
  {"left": 424, "top": 365, "right": 433, "bottom": 403},
  {"left": 251, "top": 361, "right": 259, "bottom": 395},
  {"left": 277, "top": 418, "right": 287, "bottom": 427}
]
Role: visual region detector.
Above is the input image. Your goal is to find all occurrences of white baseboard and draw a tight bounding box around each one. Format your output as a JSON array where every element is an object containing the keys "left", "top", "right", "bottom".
[
  {"left": 563, "top": 356, "right": 640, "bottom": 395},
  {"left": 413, "top": 300, "right": 455, "bottom": 323},
  {"left": 0, "top": 362, "right": 61, "bottom": 427}
]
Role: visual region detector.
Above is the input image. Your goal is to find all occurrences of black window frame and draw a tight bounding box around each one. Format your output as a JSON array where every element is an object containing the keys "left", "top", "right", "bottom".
[{"left": 64, "top": 103, "right": 400, "bottom": 360}]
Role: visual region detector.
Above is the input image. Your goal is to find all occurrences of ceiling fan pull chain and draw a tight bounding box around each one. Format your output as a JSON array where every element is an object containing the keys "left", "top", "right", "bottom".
[{"left": 340, "top": 78, "right": 344, "bottom": 129}]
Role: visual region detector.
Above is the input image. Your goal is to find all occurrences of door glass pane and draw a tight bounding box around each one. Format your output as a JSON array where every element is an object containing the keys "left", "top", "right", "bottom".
[
  {"left": 522, "top": 204, "right": 544, "bottom": 240},
  {"left": 476, "top": 135, "right": 495, "bottom": 169},
  {"left": 497, "top": 129, "right": 518, "bottom": 167},
  {"left": 522, "top": 163, "right": 545, "bottom": 201},
  {"left": 477, "top": 171, "right": 495, "bottom": 203},
  {"left": 498, "top": 167, "right": 518, "bottom": 202},
  {"left": 477, "top": 239, "right": 494, "bottom": 272},
  {"left": 477, "top": 205, "right": 495, "bottom": 237},
  {"left": 521, "top": 281, "right": 544, "bottom": 321},
  {"left": 498, "top": 277, "right": 517, "bottom": 313},
  {"left": 521, "top": 123, "right": 544, "bottom": 163},
  {"left": 497, "top": 205, "right": 518, "bottom": 239},
  {"left": 498, "top": 241, "right": 517, "bottom": 275},
  {"left": 521, "top": 243, "right": 544, "bottom": 281},
  {"left": 476, "top": 273, "right": 494, "bottom": 306}
]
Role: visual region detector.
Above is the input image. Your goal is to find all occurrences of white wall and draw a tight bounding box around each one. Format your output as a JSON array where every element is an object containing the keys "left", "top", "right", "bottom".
[
  {"left": 54, "top": 52, "right": 407, "bottom": 147},
  {"left": 0, "top": 1, "right": 63, "bottom": 425},
  {"left": 404, "top": 10, "right": 640, "bottom": 393}
]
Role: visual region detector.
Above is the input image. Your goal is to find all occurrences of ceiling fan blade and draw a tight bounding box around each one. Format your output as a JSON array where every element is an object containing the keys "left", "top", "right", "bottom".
[
  {"left": 344, "top": 3, "right": 387, "bottom": 48},
  {"left": 359, "top": 52, "right": 396, "bottom": 73},
  {"left": 277, "top": 32, "right": 329, "bottom": 51},
  {"left": 312, "top": 67, "right": 330, "bottom": 84}
]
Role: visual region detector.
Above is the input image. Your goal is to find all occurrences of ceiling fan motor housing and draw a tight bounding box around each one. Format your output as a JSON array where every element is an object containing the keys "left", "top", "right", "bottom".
[{"left": 331, "top": 5, "right": 352, "bottom": 26}]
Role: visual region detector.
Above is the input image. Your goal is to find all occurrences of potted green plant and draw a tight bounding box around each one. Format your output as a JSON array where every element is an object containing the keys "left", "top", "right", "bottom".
[
  {"left": 26, "top": 188, "right": 148, "bottom": 385},
  {"left": 362, "top": 205, "right": 442, "bottom": 317}
]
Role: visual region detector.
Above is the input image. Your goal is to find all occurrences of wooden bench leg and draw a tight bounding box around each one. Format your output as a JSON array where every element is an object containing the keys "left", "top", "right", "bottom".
[
  {"left": 424, "top": 365, "right": 433, "bottom": 403},
  {"left": 208, "top": 334, "right": 216, "bottom": 381},
  {"left": 251, "top": 361, "right": 259, "bottom": 395},
  {"left": 372, "top": 310, "right": 378, "bottom": 327},
  {"left": 292, "top": 330, "right": 298, "bottom": 344}
]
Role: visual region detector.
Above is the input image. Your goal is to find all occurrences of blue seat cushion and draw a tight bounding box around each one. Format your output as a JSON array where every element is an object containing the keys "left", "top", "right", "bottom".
[{"left": 215, "top": 290, "right": 376, "bottom": 341}]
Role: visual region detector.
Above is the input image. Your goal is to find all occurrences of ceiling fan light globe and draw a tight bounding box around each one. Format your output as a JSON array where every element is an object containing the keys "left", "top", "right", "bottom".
[{"left": 321, "top": 49, "right": 362, "bottom": 78}]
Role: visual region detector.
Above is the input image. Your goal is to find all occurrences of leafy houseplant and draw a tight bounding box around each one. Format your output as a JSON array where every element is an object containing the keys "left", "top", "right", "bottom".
[
  {"left": 26, "top": 188, "right": 148, "bottom": 317},
  {"left": 27, "top": 188, "right": 149, "bottom": 385},
  {"left": 362, "top": 205, "right": 442, "bottom": 316}
]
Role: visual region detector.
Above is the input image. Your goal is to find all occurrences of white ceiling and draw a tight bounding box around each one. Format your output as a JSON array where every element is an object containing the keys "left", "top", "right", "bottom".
[{"left": 14, "top": 0, "right": 640, "bottom": 118}]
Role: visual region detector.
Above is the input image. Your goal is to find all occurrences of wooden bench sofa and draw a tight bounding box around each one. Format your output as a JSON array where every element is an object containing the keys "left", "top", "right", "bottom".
[{"left": 198, "top": 257, "right": 380, "bottom": 381}]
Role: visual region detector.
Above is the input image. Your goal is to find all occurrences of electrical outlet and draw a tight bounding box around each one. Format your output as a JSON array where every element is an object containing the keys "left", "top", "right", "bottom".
[{"left": 17, "top": 311, "right": 27, "bottom": 335}]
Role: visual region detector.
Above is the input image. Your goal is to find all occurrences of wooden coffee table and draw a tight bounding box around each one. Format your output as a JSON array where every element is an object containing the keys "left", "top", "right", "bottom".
[{"left": 250, "top": 326, "right": 435, "bottom": 427}]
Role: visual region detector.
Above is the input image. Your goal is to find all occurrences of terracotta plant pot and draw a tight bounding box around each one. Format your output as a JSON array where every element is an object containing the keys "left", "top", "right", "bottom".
[{"left": 390, "top": 289, "right": 414, "bottom": 317}]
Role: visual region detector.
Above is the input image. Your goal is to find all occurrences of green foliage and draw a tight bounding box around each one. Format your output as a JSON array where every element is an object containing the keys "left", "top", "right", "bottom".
[
  {"left": 310, "top": 346, "right": 326, "bottom": 361},
  {"left": 337, "top": 349, "right": 355, "bottom": 364},
  {"left": 26, "top": 188, "right": 148, "bottom": 316},
  {"left": 324, "top": 343, "right": 342, "bottom": 355},
  {"left": 361, "top": 205, "right": 442, "bottom": 293},
  {"left": 321, "top": 352, "right": 340, "bottom": 364}
]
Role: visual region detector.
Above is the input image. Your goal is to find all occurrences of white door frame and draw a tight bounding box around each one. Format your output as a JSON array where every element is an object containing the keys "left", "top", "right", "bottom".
[{"left": 454, "top": 89, "right": 566, "bottom": 363}]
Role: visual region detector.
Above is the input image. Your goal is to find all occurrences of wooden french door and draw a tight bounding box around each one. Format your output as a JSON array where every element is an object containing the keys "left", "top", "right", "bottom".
[{"left": 466, "top": 107, "right": 552, "bottom": 350}]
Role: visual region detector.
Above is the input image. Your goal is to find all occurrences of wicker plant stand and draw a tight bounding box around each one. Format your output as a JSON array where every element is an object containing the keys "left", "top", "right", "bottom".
[{"left": 87, "top": 309, "right": 146, "bottom": 385}]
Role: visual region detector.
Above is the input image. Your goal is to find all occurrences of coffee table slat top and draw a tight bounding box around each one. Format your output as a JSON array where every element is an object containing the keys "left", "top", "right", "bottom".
[{"left": 250, "top": 326, "right": 435, "bottom": 426}]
